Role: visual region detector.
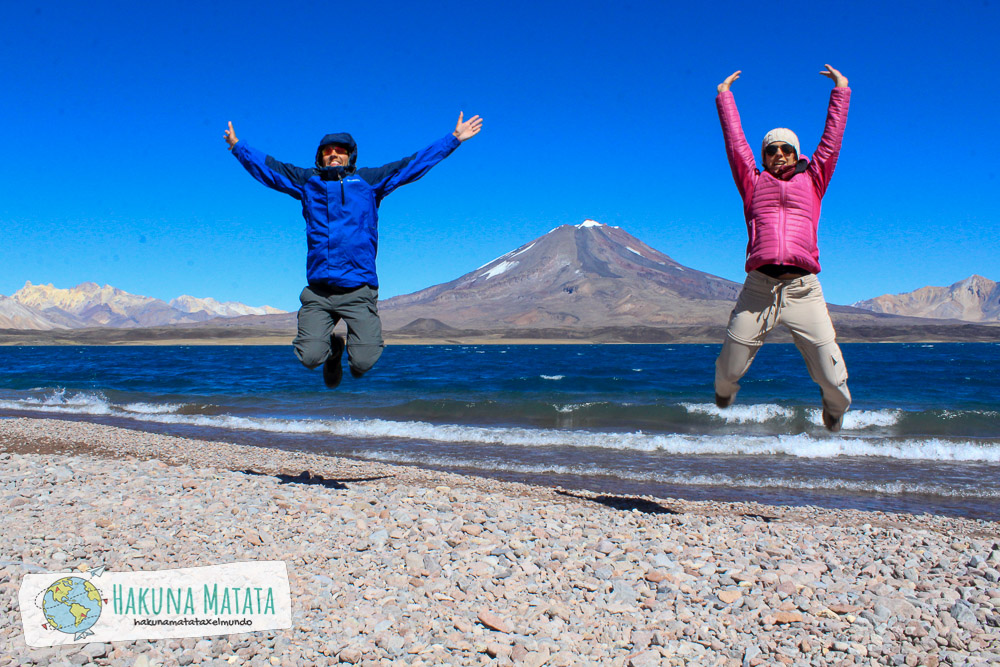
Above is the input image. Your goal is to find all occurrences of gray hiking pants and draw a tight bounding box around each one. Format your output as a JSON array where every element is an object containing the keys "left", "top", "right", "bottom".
[
  {"left": 293, "top": 284, "right": 384, "bottom": 377},
  {"left": 715, "top": 271, "right": 851, "bottom": 418}
]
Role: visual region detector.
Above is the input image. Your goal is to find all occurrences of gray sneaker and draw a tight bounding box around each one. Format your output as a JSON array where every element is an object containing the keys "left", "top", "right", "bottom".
[
  {"left": 715, "top": 393, "right": 734, "bottom": 408},
  {"left": 322, "top": 336, "right": 345, "bottom": 389},
  {"left": 822, "top": 409, "right": 843, "bottom": 432}
]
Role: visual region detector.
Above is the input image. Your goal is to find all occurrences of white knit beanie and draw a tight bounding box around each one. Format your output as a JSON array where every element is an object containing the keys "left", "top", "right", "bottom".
[{"left": 761, "top": 128, "right": 800, "bottom": 157}]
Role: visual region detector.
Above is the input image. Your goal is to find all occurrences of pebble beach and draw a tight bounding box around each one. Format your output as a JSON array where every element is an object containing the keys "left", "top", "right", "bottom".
[{"left": 1, "top": 417, "right": 998, "bottom": 666}]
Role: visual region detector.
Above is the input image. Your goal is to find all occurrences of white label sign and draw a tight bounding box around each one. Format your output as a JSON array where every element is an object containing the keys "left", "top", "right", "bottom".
[{"left": 19, "top": 561, "right": 291, "bottom": 647}]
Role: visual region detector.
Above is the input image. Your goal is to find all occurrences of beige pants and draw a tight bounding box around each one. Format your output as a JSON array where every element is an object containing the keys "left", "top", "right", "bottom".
[{"left": 715, "top": 271, "right": 851, "bottom": 418}]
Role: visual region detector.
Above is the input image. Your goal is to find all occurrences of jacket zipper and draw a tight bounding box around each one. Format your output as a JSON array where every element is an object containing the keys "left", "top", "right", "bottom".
[
  {"left": 777, "top": 179, "right": 787, "bottom": 265},
  {"left": 338, "top": 174, "right": 345, "bottom": 205}
]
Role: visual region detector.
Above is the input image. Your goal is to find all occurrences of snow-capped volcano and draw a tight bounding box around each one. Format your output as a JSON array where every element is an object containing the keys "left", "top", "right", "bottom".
[{"left": 380, "top": 220, "right": 742, "bottom": 329}]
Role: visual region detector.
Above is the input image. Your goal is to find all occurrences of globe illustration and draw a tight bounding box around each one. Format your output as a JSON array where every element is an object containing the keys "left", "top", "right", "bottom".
[{"left": 42, "top": 577, "right": 103, "bottom": 635}]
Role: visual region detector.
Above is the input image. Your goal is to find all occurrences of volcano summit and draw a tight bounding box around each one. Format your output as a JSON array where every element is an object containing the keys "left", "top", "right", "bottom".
[{"left": 380, "top": 220, "right": 742, "bottom": 331}]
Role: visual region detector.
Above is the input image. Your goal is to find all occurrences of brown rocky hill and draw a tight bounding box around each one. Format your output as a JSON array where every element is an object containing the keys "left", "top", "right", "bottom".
[
  {"left": 380, "top": 220, "right": 744, "bottom": 330},
  {"left": 852, "top": 275, "right": 1000, "bottom": 322}
]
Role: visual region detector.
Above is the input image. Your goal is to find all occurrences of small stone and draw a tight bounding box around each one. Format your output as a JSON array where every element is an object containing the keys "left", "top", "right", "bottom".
[
  {"left": 485, "top": 642, "right": 509, "bottom": 658},
  {"left": 477, "top": 609, "right": 513, "bottom": 633},
  {"left": 644, "top": 570, "right": 668, "bottom": 583},
  {"left": 628, "top": 649, "right": 660, "bottom": 667},
  {"left": 765, "top": 611, "right": 804, "bottom": 624},
  {"left": 718, "top": 590, "right": 742, "bottom": 604},
  {"left": 82, "top": 643, "right": 108, "bottom": 658},
  {"left": 338, "top": 647, "right": 362, "bottom": 664},
  {"left": 949, "top": 600, "right": 978, "bottom": 627}
]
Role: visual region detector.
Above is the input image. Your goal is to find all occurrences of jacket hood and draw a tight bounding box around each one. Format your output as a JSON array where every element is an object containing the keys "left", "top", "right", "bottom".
[{"left": 315, "top": 133, "right": 358, "bottom": 170}]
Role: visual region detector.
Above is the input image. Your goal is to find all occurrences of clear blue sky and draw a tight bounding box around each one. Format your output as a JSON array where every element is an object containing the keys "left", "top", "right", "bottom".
[{"left": 2, "top": 0, "right": 997, "bottom": 310}]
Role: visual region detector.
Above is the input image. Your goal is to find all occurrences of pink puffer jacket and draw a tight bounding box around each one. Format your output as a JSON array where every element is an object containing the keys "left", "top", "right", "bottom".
[{"left": 716, "top": 87, "right": 850, "bottom": 274}]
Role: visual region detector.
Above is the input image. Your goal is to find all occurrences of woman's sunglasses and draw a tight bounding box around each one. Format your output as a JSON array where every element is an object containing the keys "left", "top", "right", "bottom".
[{"left": 764, "top": 143, "right": 796, "bottom": 157}]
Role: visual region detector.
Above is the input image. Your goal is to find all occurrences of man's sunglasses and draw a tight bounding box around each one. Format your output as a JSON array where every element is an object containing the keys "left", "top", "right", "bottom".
[
  {"left": 764, "top": 144, "right": 796, "bottom": 157},
  {"left": 321, "top": 145, "right": 350, "bottom": 157}
]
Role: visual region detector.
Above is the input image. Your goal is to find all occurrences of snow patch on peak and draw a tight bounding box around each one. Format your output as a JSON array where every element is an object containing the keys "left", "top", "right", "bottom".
[
  {"left": 510, "top": 242, "right": 535, "bottom": 258},
  {"left": 170, "top": 295, "right": 286, "bottom": 317},
  {"left": 480, "top": 260, "right": 518, "bottom": 280},
  {"left": 577, "top": 219, "right": 604, "bottom": 228}
]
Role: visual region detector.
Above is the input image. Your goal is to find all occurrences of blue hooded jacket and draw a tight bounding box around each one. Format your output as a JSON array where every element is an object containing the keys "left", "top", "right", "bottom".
[{"left": 232, "top": 132, "right": 460, "bottom": 289}]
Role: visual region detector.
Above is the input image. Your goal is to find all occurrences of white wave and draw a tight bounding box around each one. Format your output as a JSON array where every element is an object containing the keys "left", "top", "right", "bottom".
[
  {"left": 684, "top": 402, "right": 904, "bottom": 429},
  {"left": 684, "top": 402, "right": 795, "bottom": 423},
  {"left": 540, "top": 375, "right": 565, "bottom": 381},
  {"left": 555, "top": 402, "right": 599, "bottom": 414},
  {"left": 943, "top": 409, "right": 999, "bottom": 420},
  {"left": 4, "top": 392, "right": 999, "bottom": 463},
  {"left": 0, "top": 392, "right": 184, "bottom": 418},
  {"left": 120, "top": 414, "right": 1000, "bottom": 463},
  {"left": 806, "top": 408, "right": 903, "bottom": 429},
  {"left": 353, "top": 452, "right": 1000, "bottom": 499},
  {"left": 122, "top": 402, "right": 184, "bottom": 414},
  {"left": 0, "top": 390, "right": 114, "bottom": 416}
]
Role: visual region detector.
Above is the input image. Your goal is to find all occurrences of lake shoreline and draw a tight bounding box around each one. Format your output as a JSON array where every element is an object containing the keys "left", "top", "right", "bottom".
[{"left": 2, "top": 417, "right": 998, "bottom": 664}]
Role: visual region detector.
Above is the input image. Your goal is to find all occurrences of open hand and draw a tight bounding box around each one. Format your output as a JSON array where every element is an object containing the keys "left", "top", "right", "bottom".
[
  {"left": 452, "top": 112, "right": 483, "bottom": 142},
  {"left": 820, "top": 64, "right": 848, "bottom": 87},
  {"left": 718, "top": 71, "right": 741, "bottom": 94},
  {"left": 224, "top": 121, "right": 239, "bottom": 150}
]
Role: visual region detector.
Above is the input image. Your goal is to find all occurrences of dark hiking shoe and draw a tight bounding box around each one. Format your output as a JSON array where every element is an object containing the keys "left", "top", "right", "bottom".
[
  {"left": 822, "top": 409, "right": 843, "bottom": 432},
  {"left": 323, "top": 336, "right": 345, "bottom": 389},
  {"left": 715, "top": 393, "right": 734, "bottom": 409}
]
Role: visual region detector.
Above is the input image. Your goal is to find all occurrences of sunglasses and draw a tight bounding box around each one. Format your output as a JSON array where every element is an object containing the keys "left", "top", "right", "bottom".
[
  {"left": 764, "top": 143, "right": 796, "bottom": 157},
  {"left": 321, "top": 145, "right": 349, "bottom": 157}
]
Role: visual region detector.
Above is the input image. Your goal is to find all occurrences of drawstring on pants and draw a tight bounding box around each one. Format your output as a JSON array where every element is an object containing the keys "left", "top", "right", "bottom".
[{"left": 762, "top": 280, "right": 792, "bottom": 329}]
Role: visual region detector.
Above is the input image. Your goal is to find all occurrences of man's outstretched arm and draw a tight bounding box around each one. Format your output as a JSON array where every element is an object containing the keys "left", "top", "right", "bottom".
[
  {"left": 452, "top": 112, "right": 483, "bottom": 142},
  {"left": 224, "top": 121, "right": 239, "bottom": 150},
  {"left": 224, "top": 121, "right": 308, "bottom": 200},
  {"left": 360, "top": 112, "right": 484, "bottom": 202}
]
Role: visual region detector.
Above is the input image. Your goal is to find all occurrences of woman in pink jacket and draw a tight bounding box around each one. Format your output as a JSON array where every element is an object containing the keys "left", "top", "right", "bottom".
[{"left": 714, "top": 65, "right": 852, "bottom": 431}]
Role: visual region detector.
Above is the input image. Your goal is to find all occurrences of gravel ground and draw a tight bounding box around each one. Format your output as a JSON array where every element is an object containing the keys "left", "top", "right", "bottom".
[{"left": 1, "top": 416, "right": 998, "bottom": 666}]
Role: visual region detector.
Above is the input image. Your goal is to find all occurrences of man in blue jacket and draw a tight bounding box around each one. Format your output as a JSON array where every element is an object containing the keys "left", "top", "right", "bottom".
[{"left": 224, "top": 113, "right": 483, "bottom": 388}]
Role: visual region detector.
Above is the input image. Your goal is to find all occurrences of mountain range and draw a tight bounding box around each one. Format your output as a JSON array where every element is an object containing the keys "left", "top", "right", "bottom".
[
  {"left": 851, "top": 275, "right": 1000, "bottom": 322},
  {"left": 379, "top": 220, "right": 998, "bottom": 332},
  {"left": 1, "top": 222, "right": 997, "bottom": 341},
  {"left": 0, "top": 281, "right": 285, "bottom": 330}
]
